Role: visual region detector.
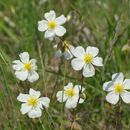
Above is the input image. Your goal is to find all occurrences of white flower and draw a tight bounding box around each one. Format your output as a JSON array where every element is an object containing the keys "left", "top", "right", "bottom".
[
  {"left": 38, "top": 10, "right": 66, "bottom": 40},
  {"left": 55, "top": 41, "right": 75, "bottom": 60},
  {"left": 17, "top": 88, "right": 50, "bottom": 118},
  {"left": 56, "top": 82, "right": 85, "bottom": 109},
  {"left": 103, "top": 73, "right": 130, "bottom": 105},
  {"left": 71, "top": 46, "right": 103, "bottom": 77},
  {"left": 12, "top": 52, "right": 39, "bottom": 83}
]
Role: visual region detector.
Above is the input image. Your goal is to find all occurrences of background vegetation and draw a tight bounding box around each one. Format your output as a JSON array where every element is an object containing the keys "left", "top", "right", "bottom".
[{"left": 0, "top": 0, "right": 130, "bottom": 129}]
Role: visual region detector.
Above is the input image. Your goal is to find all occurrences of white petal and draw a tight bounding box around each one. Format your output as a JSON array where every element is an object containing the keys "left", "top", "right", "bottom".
[
  {"left": 29, "top": 88, "right": 41, "bottom": 98},
  {"left": 74, "top": 85, "right": 85, "bottom": 92},
  {"left": 71, "top": 58, "right": 84, "bottom": 71},
  {"left": 64, "top": 82, "right": 73, "bottom": 90},
  {"left": 55, "top": 50, "right": 63, "bottom": 58},
  {"left": 123, "top": 79, "right": 130, "bottom": 90},
  {"left": 55, "top": 26, "right": 66, "bottom": 36},
  {"left": 112, "top": 73, "right": 124, "bottom": 83},
  {"left": 55, "top": 15, "right": 66, "bottom": 25},
  {"left": 63, "top": 51, "right": 73, "bottom": 60},
  {"left": 20, "top": 103, "right": 32, "bottom": 114},
  {"left": 65, "top": 98, "right": 78, "bottom": 109},
  {"left": 86, "top": 46, "right": 99, "bottom": 57},
  {"left": 17, "top": 93, "right": 29, "bottom": 102},
  {"left": 121, "top": 90, "right": 130, "bottom": 103},
  {"left": 28, "top": 107, "right": 42, "bottom": 118},
  {"left": 72, "top": 46, "right": 85, "bottom": 58},
  {"left": 12, "top": 60, "right": 24, "bottom": 71},
  {"left": 38, "top": 97, "right": 50, "bottom": 108},
  {"left": 15, "top": 70, "right": 28, "bottom": 81},
  {"left": 19, "top": 52, "right": 29, "bottom": 63},
  {"left": 44, "top": 10, "right": 56, "bottom": 21},
  {"left": 79, "top": 98, "right": 85, "bottom": 104},
  {"left": 106, "top": 91, "right": 119, "bottom": 105},
  {"left": 92, "top": 57, "right": 103, "bottom": 66},
  {"left": 56, "top": 91, "right": 67, "bottom": 102},
  {"left": 83, "top": 64, "right": 95, "bottom": 77},
  {"left": 38, "top": 20, "right": 48, "bottom": 32},
  {"left": 45, "top": 30, "right": 55, "bottom": 38},
  {"left": 103, "top": 81, "right": 114, "bottom": 92},
  {"left": 74, "top": 85, "right": 82, "bottom": 94},
  {"left": 28, "top": 71, "right": 39, "bottom": 83},
  {"left": 29, "top": 59, "right": 37, "bottom": 70}
]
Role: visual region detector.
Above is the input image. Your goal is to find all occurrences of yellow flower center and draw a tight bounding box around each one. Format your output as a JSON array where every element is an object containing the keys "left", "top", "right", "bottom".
[
  {"left": 84, "top": 54, "right": 93, "bottom": 64},
  {"left": 65, "top": 88, "right": 75, "bottom": 97},
  {"left": 48, "top": 20, "right": 56, "bottom": 29},
  {"left": 115, "top": 83, "right": 124, "bottom": 93},
  {"left": 24, "top": 63, "right": 31, "bottom": 71},
  {"left": 27, "top": 97, "right": 38, "bottom": 107}
]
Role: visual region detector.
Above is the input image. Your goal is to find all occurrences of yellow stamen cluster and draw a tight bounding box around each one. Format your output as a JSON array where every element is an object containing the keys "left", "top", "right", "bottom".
[
  {"left": 48, "top": 20, "right": 56, "bottom": 29},
  {"left": 115, "top": 83, "right": 124, "bottom": 93},
  {"left": 27, "top": 97, "right": 38, "bottom": 107},
  {"left": 24, "top": 63, "right": 31, "bottom": 71},
  {"left": 65, "top": 88, "right": 75, "bottom": 97},
  {"left": 84, "top": 54, "right": 93, "bottom": 64}
]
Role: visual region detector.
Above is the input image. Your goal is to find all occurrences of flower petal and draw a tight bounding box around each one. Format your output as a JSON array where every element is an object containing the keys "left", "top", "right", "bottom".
[
  {"left": 121, "top": 90, "right": 130, "bottom": 103},
  {"left": 103, "top": 81, "right": 114, "bottom": 92},
  {"left": 56, "top": 91, "right": 67, "bottom": 102},
  {"left": 55, "top": 15, "right": 66, "bottom": 25},
  {"left": 71, "top": 58, "right": 84, "bottom": 71},
  {"left": 28, "top": 107, "right": 42, "bottom": 118},
  {"left": 72, "top": 46, "right": 85, "bottom": 58},
  {"left": 74, "top": 85, "right": 85, "bottom": 94},
  {"left": 55, "top": 50, "right": 63, "bottom": 58},
  {"left": 106, "top": 91, "right": 119, "bottom": 105},
  {"left": 86, "top": 46, "right": 99, "bottom": 57},
  {"left": 44, "top": 10, "right": 56, "bottom": 21},
  {"left": 19, "top": 52, "right": 29, "bottom": 63},
  {"left": 83, "top": 64, "right": 95, "bottom": 77},
  {"left": 28, "top": 71, "right": 39, "bottom": 83},
  {"left": 123, "top": 79, "right": 130, "bottom": 90},
  {"left": 79, "top": 98, "right": 85, "bottom": 104},
  {"left": 45, "top": 30, "right": 55, "bottom": 38},
  {"left": 64, "top": 82, "right": 73, "bottom": 90},
  {"left": 92, "top": 57, "right": 103, "bottom": 66},
  {"left": 38, "top": 97, "right": 50, "bottom": 108},
  {"left": 63, "top": 51, "right": 73, "bottom": 60},
  {"left": 38, "top": 20, "right": 48, "bottom": 32},
  {"left": 12, "top": 60, "right": 24, "bottom": 71},
  {"left": 112, "top": 73, "right": 124, "bottom": 83},
  {"left": 17, "top": 93, "right": 29, "bottom": 102},
  {"left": 55, "top": 26, "right": 66, "bottom": 36},
  {"left": 20, "top": 103, "right": 32, "bottom": 114},
  {"left": 29, "top": 59, "right": 37, "bottom": 70},
  {"left": 15, "top": 70, "right": 28, "bottom": 81},
  {"left": 29, "top": 88, "right": 41, "bottom": 98},
  {"left": 65, "top": 98, "right": 78, "bottom": 109}
]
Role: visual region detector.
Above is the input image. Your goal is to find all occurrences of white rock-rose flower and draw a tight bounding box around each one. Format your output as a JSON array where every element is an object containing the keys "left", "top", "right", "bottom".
[
  {"left": 71, "top": 46, "right": 103, "bottom": 77},
  {"left": 17, "top": 88, "right": 50, "bottom": 118},
  {"left": 56, "top": 82, "right": 85, "bottom": 109},
  {"left": 12, "top": 52, "right": 39, "bottom": 82},
  {"left": 38, "top": 10, "right": 66, "bottom": 40},
  {"left": 103, "top": 72, "right": 130, "bottom": 105}
]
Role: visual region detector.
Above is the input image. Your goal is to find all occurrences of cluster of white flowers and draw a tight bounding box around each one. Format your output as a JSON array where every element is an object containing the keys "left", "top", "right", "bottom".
[{"left": 11, "top": 10, "right": 130, "bottom": 119}]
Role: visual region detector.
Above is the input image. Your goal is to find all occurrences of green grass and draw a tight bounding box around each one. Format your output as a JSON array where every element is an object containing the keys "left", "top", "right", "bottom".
[{"left": 0, "top": 0, "right": 130, "bottom": 129}]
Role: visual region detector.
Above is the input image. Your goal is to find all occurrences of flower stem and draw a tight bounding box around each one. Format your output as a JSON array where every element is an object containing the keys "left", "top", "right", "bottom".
[{"left": 115, "top": 103, "right": 122, "bottom": 130}]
